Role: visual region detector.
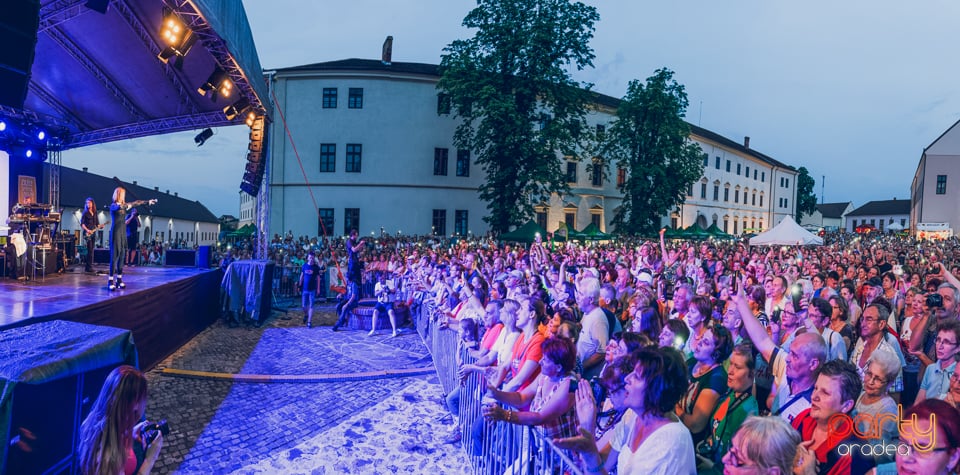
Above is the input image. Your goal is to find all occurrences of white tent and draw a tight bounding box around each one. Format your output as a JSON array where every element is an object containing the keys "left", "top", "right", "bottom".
[
  {"left": 749, "top": 215, "right": 823, "bottom": 246},
  {"left": 887, "top": 222, "right": 905, "bottom": 231}
]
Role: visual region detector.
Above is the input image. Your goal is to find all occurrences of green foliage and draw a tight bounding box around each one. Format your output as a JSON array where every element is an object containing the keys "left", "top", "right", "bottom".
[
  {"left": 437, "top": 0, "right": 599, "bottom": 234},
  {"left": 795, "top": 166, "right": 817, "bottom": 220},
  {"left": 603, "top": 69, "right": 704, "bottom": 236}
]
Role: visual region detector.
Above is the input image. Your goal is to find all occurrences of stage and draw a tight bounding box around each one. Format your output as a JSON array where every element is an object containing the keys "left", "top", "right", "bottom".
[{"left": 0, "top": 265, "right": 222, "bottom": 370}]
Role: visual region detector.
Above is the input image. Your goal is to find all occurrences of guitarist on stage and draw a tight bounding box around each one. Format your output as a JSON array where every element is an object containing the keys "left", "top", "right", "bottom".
[
  {"left": 108, "top": 186, "right": 155, "bottom": 290},
  {"left": 80, "top": 197, "right": 102, "bottom": 273}
]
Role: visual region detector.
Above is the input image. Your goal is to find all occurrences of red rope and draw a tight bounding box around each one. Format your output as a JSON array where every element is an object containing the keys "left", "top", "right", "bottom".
[{"left": 270, "top": 87, "right": 345, "bottom": 284}]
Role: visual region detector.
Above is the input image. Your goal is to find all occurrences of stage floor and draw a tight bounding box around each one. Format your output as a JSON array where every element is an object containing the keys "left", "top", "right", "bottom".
[{"left": 0, "top": 266, "right": 213, "bottom": 328}]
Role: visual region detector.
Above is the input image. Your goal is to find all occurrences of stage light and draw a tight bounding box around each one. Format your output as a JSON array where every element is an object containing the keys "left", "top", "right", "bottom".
[
  {"left": 36, "top": 130, "right": 45, "bottom": 140},
  {"left": 194, "top": 128, "right": 213, "bottom": 146},
  {"left": 25, "top": 149, "right": 33, "bottom": 158},
  {"left": 223, "top": 98, "right": 251, "bottom": 121},
  {"left": 245, "top": 111, "right": 257, "bottom": 127},
  {"left": 157, "top": 7, "right": 196, "bottom": 70},
  {"left": 0, "top": 121, "right": 6, "bottom": 132},
  {"left": 197, "top": 67, "right": 233, "bottom": 100}
]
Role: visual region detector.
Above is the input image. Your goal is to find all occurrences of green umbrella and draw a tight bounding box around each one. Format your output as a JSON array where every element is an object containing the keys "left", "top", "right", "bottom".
[
  {"left": 578, "top": 223, "right": 613, "bottom": 241},
  {"left": 554, "top": 221, "right": 581, "bottom": 241},
  {"left": 705, "top": 223, "right": 733, "bottom": 239},
  {"left": 662, "top": 227, "right": 682, "bottom": 239},
  {"left": 682, "top": 224, "right": 711, "bottom": 240},
  {"left": 499, "top": 220, "right": 554, "bottom": 243}
]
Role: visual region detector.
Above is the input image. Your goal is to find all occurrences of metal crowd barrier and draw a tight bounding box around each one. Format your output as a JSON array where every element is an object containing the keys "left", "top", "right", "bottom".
[{"left": 414, "top": 296, "right": 583, "bottom": 475}]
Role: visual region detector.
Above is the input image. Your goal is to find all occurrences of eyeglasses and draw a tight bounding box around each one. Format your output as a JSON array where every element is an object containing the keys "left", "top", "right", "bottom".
[
  {"left": 935, "top": 338, "right": 959, "bottom": 347},
  {"left": 725, "top": 446, "right": 755, "bottom": 469},
  {"left": 861, "top": 317, "right": 882, "bottom": 325},
  {"left": 863, "top": 370, "right": 888, "bottom": 385},
  {"left": 900, "top": 443, "right": 953, "bottom": 458}
]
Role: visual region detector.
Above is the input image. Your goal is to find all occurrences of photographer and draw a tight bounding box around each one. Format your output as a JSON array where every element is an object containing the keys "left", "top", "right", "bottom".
[
  {"left": 909, "top": 263, "right": 960, "bottom": 372},
  {"left": 78, "top": 365, "right": 163, "bottom": 475}
]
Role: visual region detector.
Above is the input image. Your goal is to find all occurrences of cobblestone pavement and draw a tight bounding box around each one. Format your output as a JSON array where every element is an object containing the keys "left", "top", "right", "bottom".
[{"left": 144, "top": 303, "right": 468, "bottom": 474}]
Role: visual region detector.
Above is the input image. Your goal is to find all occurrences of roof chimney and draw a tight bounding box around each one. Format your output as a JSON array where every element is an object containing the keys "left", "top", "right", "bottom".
[
  {"left": 132, "top": 180, "right": 137, "bottom": 185},
  {"left": 82, "top": 167, "right": 88, "bottom": 172},
  {"left": 154, "top": 187, "right": 159, "bottom": 191},
  {"left": 743, "top": 136, "right": 750, "bottom": 148},
  {"left": 166, "top": 190, "right": 170, "bottom": 194},
  {"left": 381, "top": 36, "right": 393, "bottom": 65},
  {"left": 174, "top": 192, "right": 178, "bottom": 197}
]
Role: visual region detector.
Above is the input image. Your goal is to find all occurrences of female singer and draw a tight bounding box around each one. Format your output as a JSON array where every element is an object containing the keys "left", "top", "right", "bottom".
[{"left": 108, "top": 187, "right": 128, "bottom": 290}]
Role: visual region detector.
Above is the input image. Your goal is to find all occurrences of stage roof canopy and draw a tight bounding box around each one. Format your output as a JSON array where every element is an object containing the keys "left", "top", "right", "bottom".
[{"left": 10, "top": 0, "right": 268, "bottom": 150}]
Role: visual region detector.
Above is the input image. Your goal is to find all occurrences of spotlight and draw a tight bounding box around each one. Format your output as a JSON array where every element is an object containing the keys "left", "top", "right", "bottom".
[
  {"left": 25, "top": 149, "right": 33, "bottom": 158},
  {"left": 197, "top": 67, "right": 233, "bottom": 100},
  {"left": 0, "top": 121, "right": 6, "bottom": 132},
  {"left": 223, "top": 98, "right": 251, "bottom": 121},
  {"left": 157, "top": 7, "right": 196, "bottom": 70},
  {"left": 194, "top": 128, "right": 214, "bottom": 146},
  {"left": 245, "top": 111, "right": 257, "bottom": 128},
  {"left": 36, "top": 130, "right": 45, "bottom": 140}
]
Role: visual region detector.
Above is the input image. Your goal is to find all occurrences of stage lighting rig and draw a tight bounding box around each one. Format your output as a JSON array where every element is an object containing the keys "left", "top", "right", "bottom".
[
  {"left": 223, "top": 98, "right": 251, "bottom": 121},
  {"left": 194, "top": 128, "right": 213, "bottom": 146}
]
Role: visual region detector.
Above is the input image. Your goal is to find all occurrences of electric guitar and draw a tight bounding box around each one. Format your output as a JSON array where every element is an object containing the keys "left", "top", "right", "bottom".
[{"left": 85, "top": 222, "right": 109, "bottom": 237}]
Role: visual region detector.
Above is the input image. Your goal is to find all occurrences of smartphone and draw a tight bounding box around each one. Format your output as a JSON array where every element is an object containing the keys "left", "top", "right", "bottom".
[
  {"left": 790, "top": 283, "right": 803, "bottom": 311},
  {"left": 569, "top": 379, "right": 579, "bottom": 393}
]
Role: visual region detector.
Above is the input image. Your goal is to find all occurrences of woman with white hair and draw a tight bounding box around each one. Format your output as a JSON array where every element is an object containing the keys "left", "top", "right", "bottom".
[
  {"left": 854, "top": 350, "right": 902, "bottom": 467},
  {"left": 720, "top": 416, "right": 800, "bottom": 474}
]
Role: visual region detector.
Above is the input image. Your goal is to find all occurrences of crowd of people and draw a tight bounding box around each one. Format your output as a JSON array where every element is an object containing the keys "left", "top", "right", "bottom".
[{"left": 343, "top": 229, "right": 960, "bottom": 475}]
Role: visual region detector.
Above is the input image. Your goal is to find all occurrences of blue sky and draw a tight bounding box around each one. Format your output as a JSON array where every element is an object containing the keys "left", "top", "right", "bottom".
[{"left": 64, "top": 0, "right": 960, "bottom": 217}]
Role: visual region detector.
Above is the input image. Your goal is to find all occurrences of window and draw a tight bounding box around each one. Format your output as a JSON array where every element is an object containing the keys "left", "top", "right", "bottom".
[
  {"left": 591, "top": 162, "right": 603, "bottom": 187},
  {"left": 348, "top": 88, "right": 363, "bottom": 108},
  {"left": 784, "top": 199, "right": 789, "bottom": 209},
  {"left": 901, "top": 218, "right": 906, "bottom": 226},
  {"left": 733, "top": 220, "right": 738, "bottom": 235},
  {"left": 617, "top": 167, "right": 626, "bottom": 187},
  {"left": 700, "top": 183, "right": 707, "bottom": 199},
  {"left": 780, "top": 177, "right": 784, "bottom": 187},
  {"left": 713, "top": 185, "right": 719, "bottom": 201},
  {"left": 346, "top": 144, "right": 362, "bottom": 172},
  {"left": 745, "top": 166, "right": 750, "bottom": 179},
  {"left": 455, "top": 210, "right": 468, "bottom": 236},
  {"left": 565, "top": 212, "right": 576, "bottom": 227},
  {"left": 870, "top": 219, "right": 875, "bottom": 226},
  {"left": 735, "top": 189, "right": 740, "bottom": 203},
  {"left": 322, "top": 88, "right": 337, "bottom": 108},
  {"left": 724, "top": 188, "right": 729, "bottom": 202},
  {"left": 879, "top": 220, "right": 885, "bottom": 231},
  {"left": 431, "top": 209, "right": 446, "bottom": 236},
  {"left": 536, "top": 210, "right": 547, "bottom": 230},
  {"left": 344, "top": 208, "right": 360, "bottom": 235},
  {"left": 937, "top": 175, "right": 947, "bottom": 194},
  {"left": 591, "top": 214, "right": 602, "bottom": 228},
  {"left": 671, "top": 216, "right": 678, "bottom": 229},
  {"left": 688, "top": 183, "right": 694, "bottom": 196},
  {"left": 702, "top": 153, "right": 709, "bottom": 167},
  {"left": 433, "top": 148, "right": 449, "bottom": 176},
  {"left": 752, "top": 192, "right": 756, "bottom": 206},
  {"left": 723, "top": 218, "right": 729, "bottom": 233},
  {"left": 753, "top": 169, "right": 758, "bottom": 180},
  {"left": 319, "top": 143, "right": 336, "bottom": 172},
  {"left": 566, "top": 162, "right": 577, "bottom": 183},
  {"left": 726, "top": 160, "right": 731, "bottom": 172},
  {"left": 759, "top": 195, "right": 763, "bottom": 207},
  {"left": 437, "top": 93, "right": 451, "bottom": 115},
  {"left": 761, "top": 172, "right": 765, "bottom": 182},
  {"left": 456, "top": 149, "right": 470, "bottom": 177},
  {"left": 318, "top": 208, "right": 334, "bottom": 235},
  {"left": 715, "top": 156, "right": 721, "bottom": 169},
  {"left": 736, "top": 163, "right": 741, "bottom": 175}
]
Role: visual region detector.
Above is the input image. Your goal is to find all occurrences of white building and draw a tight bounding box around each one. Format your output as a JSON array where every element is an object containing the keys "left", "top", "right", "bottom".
[
  {"left": 911, "top": 119, "right": 960, "bottom": 236},
  {"left": 845, "top": 199, "right": 910, "bottom": 233},
  {"left": 800, "top": 202, "right": 853, "bottom": 232},
  {"left": 265, "top": 59, "right": 798, "bottom": 237},
  {"left": 56, "top": 165, "right": 219, "bottom": 248},
  {"left": 238, "top": 191, "right": 256, "bottom": 228}
]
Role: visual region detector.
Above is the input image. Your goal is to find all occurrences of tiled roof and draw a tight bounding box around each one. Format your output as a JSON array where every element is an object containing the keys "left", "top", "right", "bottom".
[
  {"left": 816, "top": 202, "right": 852, "bottom": 219},
  {"left": 54, "top": 164, "right": 218, "bottom": 223},
  {"left": 845, "top": 199, "right": 911, "bottom": 217},
  {"left": 271, "top": 59, "right": 795, "bottom": 172}
]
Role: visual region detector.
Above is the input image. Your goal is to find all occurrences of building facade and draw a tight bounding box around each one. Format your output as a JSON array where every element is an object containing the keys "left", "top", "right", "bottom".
[
  {"left": 265, "top": 59, "right": 798, "bottom": 238},
  {"left": 911, "top": 119, "right": 960, "bottom": 235},
  {"left": 800, "top": 202, "right": 853, "bottom": 232},
  {"left": 845, "top": 199, "right": 910, "bottom": 233}
]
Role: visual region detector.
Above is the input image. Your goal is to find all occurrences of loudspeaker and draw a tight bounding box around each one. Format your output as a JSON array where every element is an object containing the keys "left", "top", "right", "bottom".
[
  {"left": 197, "top": 245, "right": 212, "bottom": 268},
  {"left": 5, "top": 364, "right": 116, "bottom": 475},
  {"left": 0, "top": 0, "right": 40, "bottom": 109},
  {"left": 165, "top": 249, "right": 196, "bottom": 266},
  {"left": 94, "top": 248, "right": 110, "bottom": 264}
]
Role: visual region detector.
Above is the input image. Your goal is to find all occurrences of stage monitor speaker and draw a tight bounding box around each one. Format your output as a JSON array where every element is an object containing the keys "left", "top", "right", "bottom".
[
  {"left": 4, "top": 364, "right": 116, "bottom": 475},
  {"left": 94, "top": 248, "right": 110, "bottom": 264},
  {"left": 0, "top": 0, "right": 41, "bottom": 109},
  {"left": 165, "top": 249, "right": 196, "bottom": 266},
  {"left": 197, "top": 245, "right": 212, "bottom": 268}
]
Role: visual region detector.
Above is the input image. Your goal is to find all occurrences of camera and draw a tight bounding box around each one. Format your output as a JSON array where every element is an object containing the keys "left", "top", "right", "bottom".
[
  {"left": 142, "top": 419, "right": 169, "bottom": 445},
  {"left": 926, "top": 293, "right": 943, "bottom": 309}
]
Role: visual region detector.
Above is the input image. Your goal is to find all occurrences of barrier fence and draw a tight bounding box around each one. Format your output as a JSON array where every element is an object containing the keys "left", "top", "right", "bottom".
[{"left": 420, "top": 300, "right": 584, "bottom": 475}]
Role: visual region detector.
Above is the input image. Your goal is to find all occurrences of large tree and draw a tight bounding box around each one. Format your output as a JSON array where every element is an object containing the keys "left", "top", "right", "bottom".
[
  {"left": 603, "top": 69, "right": 704, "bottom": 235},
  {"left": 437, "top": 0, "right": 599, "bottom": 234},
  {"left": 795, "top": 166, "right": 817, "bottom": 220}
]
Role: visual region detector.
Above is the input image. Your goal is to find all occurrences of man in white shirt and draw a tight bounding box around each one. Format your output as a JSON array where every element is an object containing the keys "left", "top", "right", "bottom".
[{"left": 576, "top": 277, "right": 608, "bottom": 381}]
